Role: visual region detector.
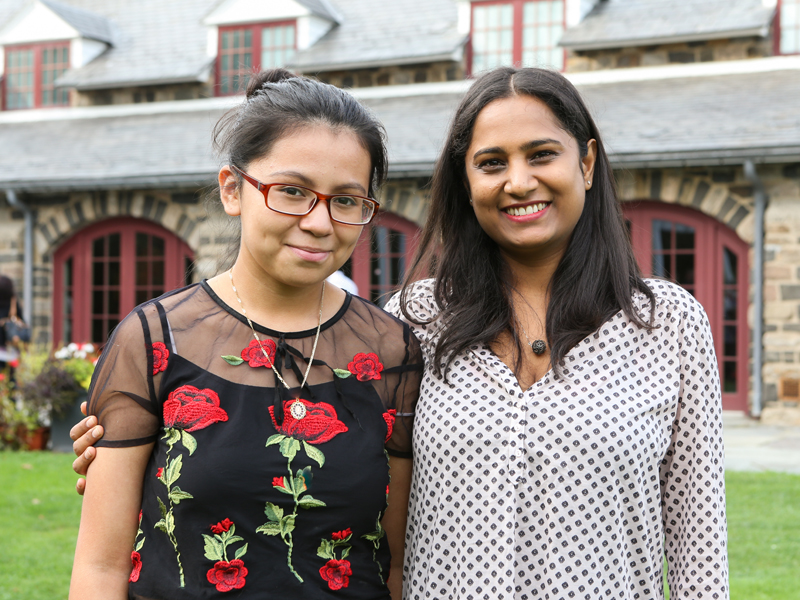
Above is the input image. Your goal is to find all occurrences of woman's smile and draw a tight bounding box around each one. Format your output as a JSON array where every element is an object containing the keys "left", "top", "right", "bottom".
[{"left": 502, "top": 201, "right": 551, "bottom": 220}]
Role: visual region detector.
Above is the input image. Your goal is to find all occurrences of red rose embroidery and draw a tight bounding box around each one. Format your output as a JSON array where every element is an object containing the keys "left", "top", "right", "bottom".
[
  {"left": 152, "top": 342, "right": 169, "bottom": 375},
  {"left": 347, "top": 352, "right": 384, "bottom": 381},
  {"left": 386, "top": 484, "right": 390, "bottom": 496},
  {"left": 129, "top": 551, "right": 142, "bottom": 583},
  {"left": 272, "top": 477, "right": 285, "bottom": 488},
  {"left": 156, "top": 468, "right": 164, "bottom": 479},
  {"left": 383, "top": 409, "right": 397, "bottom": 443},
  {"left": 241, "top": 339, "right": 276, "bottom": 368},
  {"left": 331, "top": 528, "right": 352, "bottom": 541},
  {"left": 210, "top": 518, "right": 233, "bottom": 534},
  {"left": 163, "top": 385, "right": 228, "bottom": 432},
  {"left": 269, "top": 399, "right": 348, "bottom": 444},
  {"left": 207, "top": 559, "right": 248, "bottom": 592},
  {"left": 319, "top": 559, "right": 352, "bottom": 590}
]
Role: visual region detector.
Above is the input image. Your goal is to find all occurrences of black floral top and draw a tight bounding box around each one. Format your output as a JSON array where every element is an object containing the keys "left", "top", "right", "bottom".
[{"left": 88, "top": 282, "right": 422, "bottom": 599}]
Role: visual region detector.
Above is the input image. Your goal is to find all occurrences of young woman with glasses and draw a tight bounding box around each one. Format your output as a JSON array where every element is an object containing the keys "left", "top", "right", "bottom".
[
  {"left": 69, "top": 69, "right": 422, "bottom": 600},
  {"left": 73, "top": 66, "right": 728, "bottom": 600}
]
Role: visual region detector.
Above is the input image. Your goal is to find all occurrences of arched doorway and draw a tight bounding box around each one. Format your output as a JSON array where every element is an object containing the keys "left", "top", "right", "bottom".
[
  {"left": 53, "top": 217, "right": 195, "bottom": 345},
  {"left": 350, "top": 213, "right": 421, "bottom": 307},
  {"left": 622, "top": 201, "right": 750, "bottom": 411}
]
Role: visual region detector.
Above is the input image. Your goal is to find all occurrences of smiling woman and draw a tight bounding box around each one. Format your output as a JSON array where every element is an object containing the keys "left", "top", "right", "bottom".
[{"left": 68, "top": 69, "right": 422, "bottom": 600}]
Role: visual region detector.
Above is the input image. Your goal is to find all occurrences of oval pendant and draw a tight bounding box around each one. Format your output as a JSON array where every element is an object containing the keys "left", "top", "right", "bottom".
[{"left": 290, "top": 400, "right": 307, "bottom": 420}]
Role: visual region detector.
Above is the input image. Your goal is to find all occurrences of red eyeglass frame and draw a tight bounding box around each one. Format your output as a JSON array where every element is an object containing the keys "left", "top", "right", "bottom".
[{"left": 230, "top": 165, "right": 380, "bottom": 225}]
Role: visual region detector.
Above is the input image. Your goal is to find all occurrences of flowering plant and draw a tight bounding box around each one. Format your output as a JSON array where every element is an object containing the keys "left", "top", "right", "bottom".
[{"left": 18, "top": 343, "right": 98, "bottom": 421}]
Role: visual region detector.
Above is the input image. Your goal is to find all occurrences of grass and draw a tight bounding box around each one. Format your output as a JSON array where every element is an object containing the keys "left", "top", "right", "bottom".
[{"left": 0, "top": 452, "right": 798, "bottom": 600}]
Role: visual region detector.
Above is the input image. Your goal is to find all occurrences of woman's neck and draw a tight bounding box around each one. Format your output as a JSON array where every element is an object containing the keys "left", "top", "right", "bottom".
[{"left": 207, "top": 260, "right": 345, "bottom": 333}]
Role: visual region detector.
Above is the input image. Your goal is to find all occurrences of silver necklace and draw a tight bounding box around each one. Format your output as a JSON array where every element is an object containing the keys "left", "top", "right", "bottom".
[{"left": 228, "top": 269, "right": 325, "bottom": 419}]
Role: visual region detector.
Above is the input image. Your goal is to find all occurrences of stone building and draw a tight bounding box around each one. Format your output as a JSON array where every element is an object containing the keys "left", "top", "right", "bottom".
[{"left": 0, "top": 0, "right": 799, "bottom": 419}]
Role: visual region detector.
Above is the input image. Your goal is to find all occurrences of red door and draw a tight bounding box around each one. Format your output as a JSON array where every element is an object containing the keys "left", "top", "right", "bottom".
[
  {"left": 350, "top": 213, "right": 421, "bottom": 307},
  {"left": 623, "top": 202, "right": 750, "bottom": 411},
  {"left": 53, "top": 218, "right": 194, "bottom": 345}
]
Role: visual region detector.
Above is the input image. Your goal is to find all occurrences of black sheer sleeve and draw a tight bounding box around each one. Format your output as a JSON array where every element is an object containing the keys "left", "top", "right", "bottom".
[{"left": 87, "top": 302, "right": 165, "bottom": 447}]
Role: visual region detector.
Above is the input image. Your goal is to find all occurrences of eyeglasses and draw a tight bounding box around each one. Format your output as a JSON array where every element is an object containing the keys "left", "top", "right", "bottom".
[{"left": 230, "top": 165, "right": 380, "bottom": 225}]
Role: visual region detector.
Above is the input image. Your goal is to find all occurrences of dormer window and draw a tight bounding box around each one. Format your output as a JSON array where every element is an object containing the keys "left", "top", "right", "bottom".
[
  {"left": 470, "top": 0, "right": 565, "bottom": 74},
  {"left": 780, "top": 0, "right": 800, "bottom": 54},
  {"left": 4, "top": 41, "right": 70, "bottom": 109},
  {"left": 217, "top": 21, "right": 297, "bottom": 95}
]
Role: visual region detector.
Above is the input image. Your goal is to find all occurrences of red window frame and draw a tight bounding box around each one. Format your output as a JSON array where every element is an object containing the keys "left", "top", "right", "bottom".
[
  {"left": 776, "top": 0, "right": 800, "bottom": 55},
  {"left": 350, "top": 213, "right": 421, "bottom": 307},
  {"left": 623, "top": 201, "right": 750, "bottom": 412},
  {"left": 53, "top": 218, "right": 194, "bottom": 345},
  {"left": 469, "top": 0, "right": 566, "bottom": 76},
  {"left": 2, "top": 41, "right": 70, "bottom": 110},
  {"left": 216, "top": 20, "right": 297, "bottom": 96}
]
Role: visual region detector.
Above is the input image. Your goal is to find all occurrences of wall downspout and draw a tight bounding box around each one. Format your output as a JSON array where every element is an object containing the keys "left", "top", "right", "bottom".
[
  {"left": 743, "top": 161, "right": 766, "bottom": 418},
  {"left": 5, "top": 190, "right": 34, "bottom": 333}
]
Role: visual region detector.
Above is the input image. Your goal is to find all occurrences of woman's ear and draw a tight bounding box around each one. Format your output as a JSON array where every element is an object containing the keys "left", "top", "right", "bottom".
[
  {"left": 219, "top": 166, "right": 241, "bottom": 217},
  {"left": 583, "top": 140, "right": 597, "bottom": 190}
]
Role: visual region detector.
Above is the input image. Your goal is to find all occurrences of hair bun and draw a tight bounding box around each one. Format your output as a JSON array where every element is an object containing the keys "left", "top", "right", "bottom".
[{"left": 245, "top": 68, "right": 297, "bottom": 98}]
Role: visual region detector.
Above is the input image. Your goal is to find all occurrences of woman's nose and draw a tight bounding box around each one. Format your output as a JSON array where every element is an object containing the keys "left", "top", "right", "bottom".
[
  {"left": 504, "top": 162, "right": 538, "bottom": 197},
  {"left": 298, "top": 198, "right": 335, "bottom": 235}
]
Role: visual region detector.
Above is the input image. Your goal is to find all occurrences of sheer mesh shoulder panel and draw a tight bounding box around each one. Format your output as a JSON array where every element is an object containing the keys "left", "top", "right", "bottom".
[{"left": 87, "top": 301, "right": 165, "bottom": 447}]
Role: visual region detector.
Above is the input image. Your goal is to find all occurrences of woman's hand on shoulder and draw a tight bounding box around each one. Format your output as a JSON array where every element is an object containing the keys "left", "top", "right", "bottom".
[{"left": 70, "top": 401, "right": 104, "bottom": 495}]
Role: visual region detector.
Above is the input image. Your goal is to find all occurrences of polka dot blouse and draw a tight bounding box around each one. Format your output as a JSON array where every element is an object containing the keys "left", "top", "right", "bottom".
[{"left": 385, "top": 278, "right": 729, "bottom": 600}]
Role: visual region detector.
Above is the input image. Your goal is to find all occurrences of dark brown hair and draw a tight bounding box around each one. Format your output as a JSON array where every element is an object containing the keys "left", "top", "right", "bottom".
[{"left": 401, "top": 67, "right": 654, "bottom": 378}]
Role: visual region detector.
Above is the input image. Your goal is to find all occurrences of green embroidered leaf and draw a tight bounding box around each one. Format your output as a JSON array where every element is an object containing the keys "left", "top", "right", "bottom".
[
  {"left": 341, "top": 546, "right": 351, "bottom": 559},
  {"left": 333, "top": 368, "right": 352, "bottom": 379},
  {"left": 264, "top": 502, "right": 284, "bottom": 522},
  {"left": 279, "top": 437, "right": 300, "bottom": 460},
  {"left": 280, "top": 515, "right": 295, "bottom": 536},
  {"left": 303, "top": 441, "right": 325, "bottom": 468},
  {"left": 157, "top": 496, "right": 167, "bottom": 518},
  {"left": 222, "top": 355, "right": 244, "bottom": 366},
  {"left": 165, "top": 454, "right": 183, "bottom": 486},
  {"left": 165, "top": 512, "right": 175, "bottom": 533},
  {"left": 154, "top": 518, "right": 168, "bottom": 533},
  {"left": 163, "top": 428, "right": 181, "bottom": 445},
  {"left": 169, "top": 486, "right": 194, "bottom": 504},
  {"left": 256, "top": 522, "right": 281, "bottom": 536},
  {"left": 180, "top": 430, "right": 197, "bottom": 456},
  {"left": 266, "top": 434, "right": 285, "bottom": 447},
  {"left": 297, "top": 495, "right": 327, "bottom": 509},
  {"left": 361, "top": 531, "right": 384, "bottom": 541},
  {"left": 316, "top": 538, "right": 334, "bottom": 560},
  {"left": 234, "top": 543, "right": 248, "bottom": 560},
  {"left": 275, "top": 479, "right": 294, "bottom": 495},
  {"left": 227, "top": 535, "right": 244, "bottom": 545},
  {"left": 135, "top": 538, "right": 145, "bottom": 552},
  {"left": 203, "top": 534, "right": 224, "bottom": 561}
]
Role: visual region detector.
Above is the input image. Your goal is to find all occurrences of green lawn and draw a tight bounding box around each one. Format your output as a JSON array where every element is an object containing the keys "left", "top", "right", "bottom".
[{"left": 1, "top": 452, "right": 798, "bottom": 599}]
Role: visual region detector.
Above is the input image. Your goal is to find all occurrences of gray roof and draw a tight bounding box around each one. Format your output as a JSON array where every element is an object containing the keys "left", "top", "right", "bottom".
[
  {"left": 288, "top": 0, "right": 466, "bottom": 71},
  {"left": 2, "top": 60, "right": 799, "bottom": 192},
  {"left": 41, "top": 0, "right": 113, "bottom": 44},
  {"left": 53, "top": 0, "right": 219, "bottom": 90},
  {"left": 296, "top": 0, "right": 341, "bottom": 22},
  {"left": 560, "top": 0, "right": 776, "bottom": 50}
]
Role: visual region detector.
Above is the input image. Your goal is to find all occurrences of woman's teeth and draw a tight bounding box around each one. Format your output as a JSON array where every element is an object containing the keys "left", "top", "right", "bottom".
[{"left": 506, "top": 203, "right": 548, "bottom": 216}]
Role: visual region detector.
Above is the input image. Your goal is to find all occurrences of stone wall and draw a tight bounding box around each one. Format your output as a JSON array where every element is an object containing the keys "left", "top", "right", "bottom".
[
  {"left": 312, "top": 60, "right": 465, "bottom": 89},
  {"left": 762, "top": 163, "right": 800, "bottom": 407},
  {"left": 567, "top": 37, "right": 773, "bottom": 72},
  {"left": 74, "top": 81, "right": 214, "bottom": 107}
]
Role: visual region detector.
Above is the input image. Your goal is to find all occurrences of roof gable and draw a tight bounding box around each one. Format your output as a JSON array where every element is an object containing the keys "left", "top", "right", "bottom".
[
  {"left": 0, "top": 0, "right": 79, "bottom": 45},
  {"left": 40, "top": 0, "right": 112, "bottom": 43},
  {"left": 203, "top": 0, "right": 330, "bottom": 26}
]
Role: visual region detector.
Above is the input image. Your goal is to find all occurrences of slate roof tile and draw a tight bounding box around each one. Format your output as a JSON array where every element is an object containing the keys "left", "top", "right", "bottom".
[{"left": 561, "top": 0, "right": 776, "bottom": 50}]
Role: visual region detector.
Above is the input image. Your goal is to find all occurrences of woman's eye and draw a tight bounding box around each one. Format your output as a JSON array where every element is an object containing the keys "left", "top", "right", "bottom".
[
  {"left": 277, "top": 186, "right": 305, "bottom": 197},
  {"left": 477, "top": 158, "right": 504, "bottom": 170},
  {"left": 332, "top": 196, "right": 359, "bottom": 208},
  {"left": 531, "top": 150, "right": 556, "bottom": 161}
]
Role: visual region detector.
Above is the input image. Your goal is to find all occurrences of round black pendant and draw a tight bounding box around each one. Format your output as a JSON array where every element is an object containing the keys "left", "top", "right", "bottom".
[{"left": 530, "top": 339, "right": 547, "bottom": 355}]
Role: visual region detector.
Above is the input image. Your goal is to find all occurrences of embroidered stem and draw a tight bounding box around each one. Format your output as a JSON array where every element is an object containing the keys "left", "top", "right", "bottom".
[
  {"left": 165, "top": 439, "right": 186, "bottom": 587},
  {"left": 285, "top": 455, "right": 303, "bottom": 582}
]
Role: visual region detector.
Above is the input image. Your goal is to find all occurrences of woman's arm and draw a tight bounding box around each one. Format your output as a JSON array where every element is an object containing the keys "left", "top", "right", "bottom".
[
  {"left": 382, "top": 455, "right": 412, "bottom": 600},
  {"left": 69, "top": 443, "right": 154, "bottom": 600}
]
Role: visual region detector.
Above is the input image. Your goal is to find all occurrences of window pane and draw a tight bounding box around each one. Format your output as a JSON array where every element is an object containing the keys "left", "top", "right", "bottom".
[
  {"left": 93, "top": 262, "right": 105, "bottom": 286},
  {"left": 723, "top": 247, "right": 737, "bottom": 284},
  {"left": 723, "top": 361, "right": 737, "bottom": 393},
  {"left": 136, "top": 233, "right": 149, "bottom": 256},
  {"left": 109, "top": 234, "right": 121, "bottom": 257},
  {"left": 521, "top": 0, "right": 564, "bottom": 69},
  {"left": 675, "top": 224, "right": 695, "bottom": 249},
  {"left": 724, "top": 289, "right": 737, "bottom": 321},
  {"left": 675, "top": 254, "right": 694, "bottom": 285},
  {"left": 724, "top": 325, "right": 737, "bottom": 357}
]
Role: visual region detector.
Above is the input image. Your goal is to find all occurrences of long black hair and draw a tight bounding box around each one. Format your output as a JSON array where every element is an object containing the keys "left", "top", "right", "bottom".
[{"left": 400, "top": 67, "right": 654, "bottom": 379}]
